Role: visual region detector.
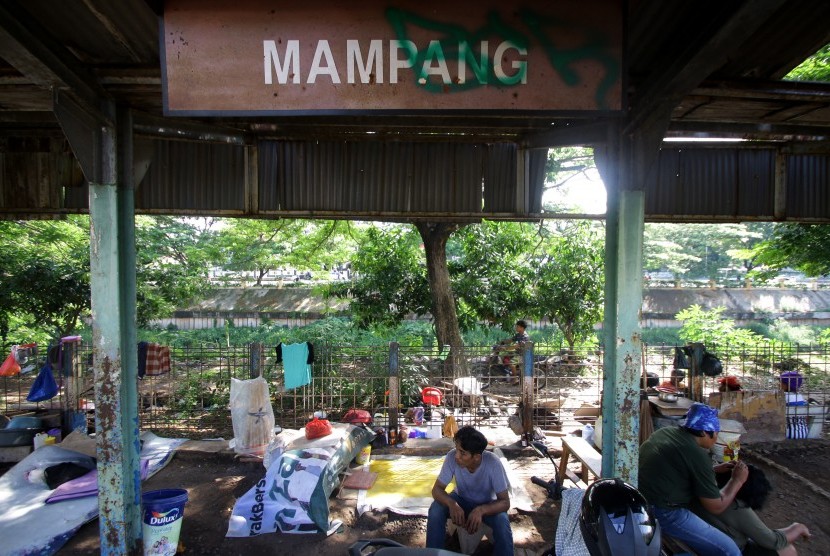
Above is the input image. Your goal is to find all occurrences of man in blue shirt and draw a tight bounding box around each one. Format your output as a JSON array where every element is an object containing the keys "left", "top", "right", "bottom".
[{"left": 426, "top": 426, "right": 513, "bottom": 555}]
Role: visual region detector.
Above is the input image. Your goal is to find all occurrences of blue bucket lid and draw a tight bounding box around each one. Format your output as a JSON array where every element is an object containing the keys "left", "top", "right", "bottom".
[{"left": 142, "top": 488, "right": 188, "bottom": 507}]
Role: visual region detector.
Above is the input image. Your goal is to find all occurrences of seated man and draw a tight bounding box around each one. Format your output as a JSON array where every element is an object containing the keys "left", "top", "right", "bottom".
[
  {"left": 496, "top": 319, "right": 530, "bottom": 383},
  {"left": 696, "top": 463, "right": 811, "bottom": 556},
  {"left": 638, "top": 402, "right": 749, "bottom": 556},
  {"left": 426, "top": 426, "right": 513, "bottom": 555}
]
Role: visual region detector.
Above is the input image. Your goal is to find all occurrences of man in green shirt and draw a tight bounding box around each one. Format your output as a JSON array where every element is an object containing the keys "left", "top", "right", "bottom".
[{"left": 638, "top": 402, "right": 748, "bottom": 556}]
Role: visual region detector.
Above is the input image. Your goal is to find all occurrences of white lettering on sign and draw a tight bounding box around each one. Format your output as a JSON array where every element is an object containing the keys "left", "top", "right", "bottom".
[
  {"left": 347, "top": 40, "right": 384, "bottom": 84},
  {"left": 263, "top": 40, "right": 300, "bottom": 85},
  {"left": 263, "top": 39, "right": 527, "bottom": 86},
  {"left": 308, "top": 40, "right": 340, "bottom": 84}
]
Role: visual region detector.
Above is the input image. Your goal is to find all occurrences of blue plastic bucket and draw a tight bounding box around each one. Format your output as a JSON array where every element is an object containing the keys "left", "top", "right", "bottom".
[{"left": 142, "top": 489, "right": 188, "bottom": 556}]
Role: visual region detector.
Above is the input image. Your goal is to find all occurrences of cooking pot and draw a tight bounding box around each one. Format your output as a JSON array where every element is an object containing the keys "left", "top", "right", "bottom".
[{"left": 658, "top": 390, "right": 678, "bottom": 403}]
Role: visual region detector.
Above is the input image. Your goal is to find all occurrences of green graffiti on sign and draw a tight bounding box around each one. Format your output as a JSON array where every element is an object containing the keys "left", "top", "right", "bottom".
[{"left": 385, "top": 8, "right": 618, "bottom": 109}]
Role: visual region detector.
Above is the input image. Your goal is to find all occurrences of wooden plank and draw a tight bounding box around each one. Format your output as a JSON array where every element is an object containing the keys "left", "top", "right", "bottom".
[{"left": 563, "top": 437, "right": 602, "bottom": 477}]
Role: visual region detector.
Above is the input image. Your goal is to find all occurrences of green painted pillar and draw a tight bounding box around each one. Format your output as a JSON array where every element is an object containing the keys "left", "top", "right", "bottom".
[
  {"left": 89, "top": 104, "right": 141, "bottom": 554},
  {"left": 599, "top": 132, "right": 646, "bottom": 486}
]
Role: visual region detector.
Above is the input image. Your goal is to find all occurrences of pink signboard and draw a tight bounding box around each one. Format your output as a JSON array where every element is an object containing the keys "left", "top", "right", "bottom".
[{"left": 162, "top": 0, "right": 622, "bottom": 114}]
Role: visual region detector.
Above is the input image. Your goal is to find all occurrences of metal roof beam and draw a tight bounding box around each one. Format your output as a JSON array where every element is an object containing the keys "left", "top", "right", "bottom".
[
  {"left": 0, "top": 2, "right": 106, "bottom": 117},
  {"left": 628, "top": 0, "right": 788, "bottom": 135}
]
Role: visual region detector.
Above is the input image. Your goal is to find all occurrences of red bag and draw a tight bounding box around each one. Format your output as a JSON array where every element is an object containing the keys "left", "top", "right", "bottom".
[
  {"left": 0, "top": 352, "right": 21, "bottom": 377},
  {"left": 305, "top": 417, "right": 332, "bottom": 440},
  {"left": 341, "top": 408, "right": 372, "bottom": 424}
]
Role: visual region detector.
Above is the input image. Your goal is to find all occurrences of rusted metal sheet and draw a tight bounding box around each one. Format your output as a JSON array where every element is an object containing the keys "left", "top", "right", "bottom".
[
  {"left": 645, "top": 147, "right": 777, "bottom": 220},
  {"left": 262, "top": 140, "right": 517, "bottom": 214},
  {"left": 0, "top": 137, "right": 85, "bottom": 211},
  {"left": 787, "top": 154, "right": 830, "bottom": 220},
  {"left": 162, "top": 0, "right": 622, "bottom": 114},
  {"left": 136, "top": 140, "right": 246, "bottom": 212}
]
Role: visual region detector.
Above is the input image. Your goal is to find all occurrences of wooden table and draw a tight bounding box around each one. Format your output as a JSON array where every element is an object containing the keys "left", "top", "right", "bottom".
[{"left": 648, "top": 394, "right": 693, "bottom": 417}]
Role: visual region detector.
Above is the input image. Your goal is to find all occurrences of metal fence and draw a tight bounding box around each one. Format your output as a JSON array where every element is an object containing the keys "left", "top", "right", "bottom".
[{"left": 2, "top": 342, "right": 827, "bottom": 441}]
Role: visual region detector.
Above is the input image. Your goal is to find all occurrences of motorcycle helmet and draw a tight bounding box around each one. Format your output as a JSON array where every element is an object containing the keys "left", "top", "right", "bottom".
[{"left": 579, "top": 478, "right": 661, "bottom": 556}]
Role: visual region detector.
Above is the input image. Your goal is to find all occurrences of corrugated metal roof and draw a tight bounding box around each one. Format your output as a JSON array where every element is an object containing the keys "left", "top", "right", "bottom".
[{"left": 137, "top": 140, "right": 246, "bottom": 212}]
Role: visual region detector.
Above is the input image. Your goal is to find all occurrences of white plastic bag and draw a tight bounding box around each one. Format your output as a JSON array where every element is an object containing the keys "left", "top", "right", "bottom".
[{"left": 230, "top": 376, "right": 275, "bottom": 456}]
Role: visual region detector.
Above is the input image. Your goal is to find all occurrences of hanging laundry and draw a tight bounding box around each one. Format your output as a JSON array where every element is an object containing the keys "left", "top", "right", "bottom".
[
  {"left": 144, "top": 343, "right": 171, "bottom": 376},
  {"left": 275, "top": 341, "right": 315, "bottom": 364},
  {"left": 282, "top": 342, "right": 312, "bottom": 389},
  {"left": 137, "top": 341, "right": 149, "bottom": 378}
]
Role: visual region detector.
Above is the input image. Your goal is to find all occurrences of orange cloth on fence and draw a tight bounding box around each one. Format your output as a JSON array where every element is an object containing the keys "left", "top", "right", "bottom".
[{"left": 145, "top": 343, "right": 171, "bottom": 376}]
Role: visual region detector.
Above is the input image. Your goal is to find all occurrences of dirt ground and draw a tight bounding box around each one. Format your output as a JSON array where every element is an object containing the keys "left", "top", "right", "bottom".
[{"left": 55, "top": 438, "right": 830, "bottom": 556}]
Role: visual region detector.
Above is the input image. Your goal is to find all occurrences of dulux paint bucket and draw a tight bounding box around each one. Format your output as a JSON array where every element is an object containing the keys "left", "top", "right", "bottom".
[{"left": 142, "top": 489, "right": 188, "bottom": 556}]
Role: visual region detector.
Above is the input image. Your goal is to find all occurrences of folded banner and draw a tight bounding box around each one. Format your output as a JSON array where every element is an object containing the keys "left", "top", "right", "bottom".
[{"left": 227, "top": 424, "right": 372, "bottom": 537}]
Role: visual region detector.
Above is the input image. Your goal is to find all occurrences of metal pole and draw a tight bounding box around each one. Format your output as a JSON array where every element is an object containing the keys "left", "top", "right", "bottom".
[
  {"left": 89, "top": 103, "right": 141, "bottom": 554},
  {"left": 521, "top": 341, "right": 534, "bottom": 447},
  {"left": 388, "top": 342, "right": 400, "bottom": 438}
]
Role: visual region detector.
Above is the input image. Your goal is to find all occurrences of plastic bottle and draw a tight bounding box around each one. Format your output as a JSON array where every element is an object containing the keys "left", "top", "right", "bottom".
[{"left": 582, "top": 424, "right": 595, "bottom": 447}]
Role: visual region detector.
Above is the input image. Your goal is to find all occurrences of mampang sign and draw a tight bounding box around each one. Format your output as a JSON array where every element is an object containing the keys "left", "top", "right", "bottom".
[{"left": 162, "top": 0, "right": 622, "bottom": 114}]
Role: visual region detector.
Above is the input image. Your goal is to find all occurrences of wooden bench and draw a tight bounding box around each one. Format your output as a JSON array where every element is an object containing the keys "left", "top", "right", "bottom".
[{"left": 557, "top": 436, "right": 602, "bottom": 489}]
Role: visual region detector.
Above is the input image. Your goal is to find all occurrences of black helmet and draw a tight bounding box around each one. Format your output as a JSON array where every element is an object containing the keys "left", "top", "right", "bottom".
[{"left": 579, "top": 478, "right": 661, "bottom": 556}]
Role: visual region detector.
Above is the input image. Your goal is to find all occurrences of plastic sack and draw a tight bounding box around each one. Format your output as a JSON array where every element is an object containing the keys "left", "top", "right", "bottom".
[
  {"left": 341, "top": 408, "right": 372, "bottom": 424},
  {"left": 27, "top": 361, "right": 59, "bottom": 402},
  {"left": 305, "top": 417, "right": 332, "bottom": 440},
  {"left": 700, "top": 351, "right": 723, "bottom": 377},
  {"left": 229, "top": 376, "right": 276, "bottom": 456},
  {"left": 0, "top": 351, "right": 21, "bottom": 376},
  {"left": 673, "top": 346, "right": 690, "bottom": 369}
]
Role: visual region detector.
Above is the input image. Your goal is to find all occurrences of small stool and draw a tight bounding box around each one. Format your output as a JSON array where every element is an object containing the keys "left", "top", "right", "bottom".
[{"left": 448, "top": 522, "right": 493, "bottom": 555}]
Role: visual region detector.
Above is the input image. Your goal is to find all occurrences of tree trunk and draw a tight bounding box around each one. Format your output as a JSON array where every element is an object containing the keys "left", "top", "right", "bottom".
[{"left": 415, "top": 222, "right": 464, "bottom": 360}]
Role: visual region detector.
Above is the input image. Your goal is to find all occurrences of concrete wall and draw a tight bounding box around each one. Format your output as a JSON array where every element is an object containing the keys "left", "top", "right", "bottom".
[{"left": 150, "top": 287, "right": 830, "bottom": 329}]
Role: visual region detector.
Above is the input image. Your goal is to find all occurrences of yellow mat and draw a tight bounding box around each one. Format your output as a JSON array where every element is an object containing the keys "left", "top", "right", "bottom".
[
  {"left": 355, "top": 451, "right": 532, "bottom": 516},
  {"left": 357, "top": 456, "right": 452, "bottom": 515}
]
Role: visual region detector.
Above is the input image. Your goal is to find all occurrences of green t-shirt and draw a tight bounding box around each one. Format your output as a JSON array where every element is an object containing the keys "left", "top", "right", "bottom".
[{"left": 638, "top": 427, "right": 721, "bottom": 507}]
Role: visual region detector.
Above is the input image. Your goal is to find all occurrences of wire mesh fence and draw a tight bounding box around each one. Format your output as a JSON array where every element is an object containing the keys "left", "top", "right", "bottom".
[{"left": 1, "top": 341, "right": 827, "bottom": 441}]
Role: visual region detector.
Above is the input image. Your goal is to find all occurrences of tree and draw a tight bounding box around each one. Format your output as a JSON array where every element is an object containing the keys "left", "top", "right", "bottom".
[
  {"left": 0, "top": 217, "right": 90, "bottom": 343},
  {"left": 324, "top": 225, "right": 431, "bottom": 329},
  {"left": 533, "top": 221, "right": 605, "bottom": 350},
  {"left": 0, "top": 216, "right": 216, "bottom": 342},
  {"left": 449, "top": 221, "right": 536, "bottom": 332},
  {"left": 786, "top": 43, "right": 830, "bottom": 82},
  {"left": 643, "top": 223, "right": 768, "bottom": 282},
  {"left": 748, "top": 224, "right": 830, "bottom": 280},
  {"left": 207, "top": 219, "right": 356, "bottom": 285},
  {"left": 415, "top": 222, "right": 465, "bottom": 350},
  {"left": 134, "top": 216, "right": 215, "bottom": 326}
]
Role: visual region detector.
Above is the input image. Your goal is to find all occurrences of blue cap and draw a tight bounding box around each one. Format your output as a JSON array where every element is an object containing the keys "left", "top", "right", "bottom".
[{"left": 681, "top": 403, "right": 720, "bottom": 432}]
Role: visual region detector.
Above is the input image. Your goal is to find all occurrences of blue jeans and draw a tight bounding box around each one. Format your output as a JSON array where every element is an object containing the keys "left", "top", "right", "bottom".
[
  {"left": 653, "top": 506, "right": 741, "bottom": 556},
  {"left": 426, "top": 492, "right": 513, "bottom": 555}
]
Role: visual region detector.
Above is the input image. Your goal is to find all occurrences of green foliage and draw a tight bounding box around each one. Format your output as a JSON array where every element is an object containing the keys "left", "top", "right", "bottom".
[
  {"left": 643, "top": 223, "right": 768, "bottom": 281},
  {"left": 748, "top": 224, "right": 830, "bottom": 280},
  {"left": 207, "top": 219, "right": 357, "bottom": 285},
  {"left": 169, "top": 372, "right": 230, "bottom": 413},
  {"left": 675, "top": 305, "right": 766, "bottom": 353},
  {"left": 786, "top": 43, "right": 830, "bottom": 82},
  {"left": 324, "top": 226, "right": 431, "bottom": 329},
  {"left": 533, "top": 221, "right": 605, "bottom": 350},
  {"left": 766, "top": 319, "right": 818, "bottom": 345},
  {"left": 542, "top": 147, "right": 597, "bottom": 212},
  {"left": 449, "top": 221, "right": 536, "bottom": 332},
  {"left": 0, "top": 216, "right": 215, "bottom": 342},
  {"left": 819, "top": 328, "right": 830, "bottom": 345},
  {"left": 640, "top": 327, "right": 682, "bottom": 346},
  {"left": 135, "top": 216, "right": 214, "bottom": 326},
  {"left": 0, "top": 217, "right": 91, "bottom": 343}
]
